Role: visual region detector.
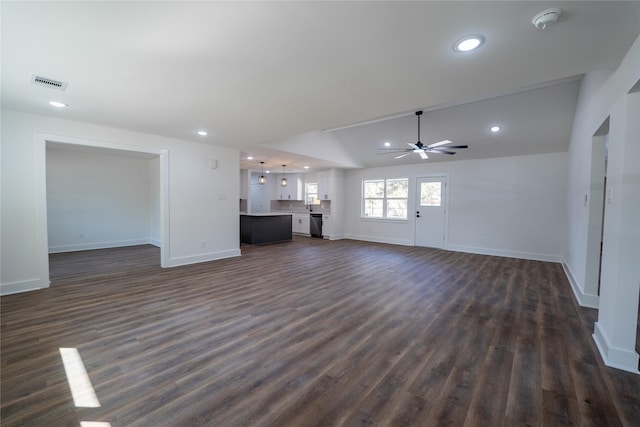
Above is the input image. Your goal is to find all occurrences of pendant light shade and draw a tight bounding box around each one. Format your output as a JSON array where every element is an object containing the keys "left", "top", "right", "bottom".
[
  {"left": 281, "top": 165, "right": 287, "bottom": 187},
  {"left": 258, "top": 161, "right": 266, "bottom": 185}
]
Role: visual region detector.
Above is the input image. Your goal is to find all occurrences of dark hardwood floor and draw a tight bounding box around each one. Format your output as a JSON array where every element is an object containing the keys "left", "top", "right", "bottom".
[{"left": 1, "top": 238, "right": 639, "bottom": 426}]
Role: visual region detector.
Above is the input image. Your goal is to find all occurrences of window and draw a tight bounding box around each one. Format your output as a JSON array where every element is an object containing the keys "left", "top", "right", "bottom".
[
  {"left": 305, "top": 182, "right": 319, "bottom": 205},
  {"left": 362, "top": 178, "right": 408, "bottom": 219}
]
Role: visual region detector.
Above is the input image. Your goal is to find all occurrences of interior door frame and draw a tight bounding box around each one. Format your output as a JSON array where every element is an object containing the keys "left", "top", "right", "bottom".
[
  {"left": 35, "top": 132, "right": 170, "bottom": 290},
  {"left": 414, "top": 174, "right": 449, "bottom": 248}
]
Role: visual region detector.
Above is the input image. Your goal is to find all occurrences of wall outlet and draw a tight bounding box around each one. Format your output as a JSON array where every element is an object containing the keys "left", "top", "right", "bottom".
[
  {"left": 201, "top": 240, "right": 206, "bottom": 248},
  {"left": 78, "top": 232, "right": 84, "bottom": 239}
]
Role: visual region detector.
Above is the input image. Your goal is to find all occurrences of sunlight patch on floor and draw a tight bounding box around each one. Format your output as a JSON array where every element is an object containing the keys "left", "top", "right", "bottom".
[{"left": 59, "top": 347, "right": 101, "bottom": 408}]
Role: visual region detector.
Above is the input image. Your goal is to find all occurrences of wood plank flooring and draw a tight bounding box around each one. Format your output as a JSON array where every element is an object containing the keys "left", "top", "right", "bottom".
[{"left": 1, "top": 238, "right": 639, "bottom": 426}]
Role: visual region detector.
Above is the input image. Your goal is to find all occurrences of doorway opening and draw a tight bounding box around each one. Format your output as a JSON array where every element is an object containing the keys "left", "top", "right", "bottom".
[{"left": 35, "top": 133, "right": 170, "bottom": 289}]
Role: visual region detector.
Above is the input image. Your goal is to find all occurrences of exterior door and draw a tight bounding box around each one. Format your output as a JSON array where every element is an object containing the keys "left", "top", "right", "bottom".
[{"left": 415, "top": 176, "right": 446, "bottom": 248}]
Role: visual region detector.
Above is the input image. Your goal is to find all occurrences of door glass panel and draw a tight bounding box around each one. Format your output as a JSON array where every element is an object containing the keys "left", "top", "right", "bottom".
[{"left": 420, "top": 182, "right": 441, "bottom": 206}]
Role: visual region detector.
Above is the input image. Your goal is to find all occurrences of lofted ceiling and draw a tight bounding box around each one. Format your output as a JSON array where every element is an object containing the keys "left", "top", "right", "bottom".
[{"left": 2, "top": 1, "right": 639, "bottom": 172}]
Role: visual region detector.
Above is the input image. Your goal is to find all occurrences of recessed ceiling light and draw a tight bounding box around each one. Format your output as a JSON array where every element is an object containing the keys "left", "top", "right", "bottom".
[
  {"left": 49, "top": 101, "right": 67, "bottom": 108},
  {"left": 490, "top": 125, "right": 501, "bottom": 133},
  {"left": 197, "top": 130, "right": 208, "bottom": 136},
  {"left": 304, "top": 166, "right": 310, "bottom": 169},
  {"left": 247, "top": 156, "right": 254, "bottom": 160},
  {"left": 453, "top": 35, "right": 484, "bottom": 52},
  {"left": 266, "top": 170, "right": 271, "bottom": 174},
  {"left": 384, "top": 142, "right": 391, "bottom": 147}
]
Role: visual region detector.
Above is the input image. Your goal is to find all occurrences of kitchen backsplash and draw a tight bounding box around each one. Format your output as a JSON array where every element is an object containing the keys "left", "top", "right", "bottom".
[{"left": 271, "top": 200, "right": 331, "bottom": 214}]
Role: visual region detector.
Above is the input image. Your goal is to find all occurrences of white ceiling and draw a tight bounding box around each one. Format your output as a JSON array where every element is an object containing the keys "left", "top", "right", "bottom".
[{"left": 2, "top": 2, "right": 639, "bottom": 172}]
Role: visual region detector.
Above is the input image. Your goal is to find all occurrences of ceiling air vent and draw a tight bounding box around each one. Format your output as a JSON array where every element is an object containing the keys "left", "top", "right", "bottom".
[{"left": 31, "top": 75, "right": 68, "bottom": 91}]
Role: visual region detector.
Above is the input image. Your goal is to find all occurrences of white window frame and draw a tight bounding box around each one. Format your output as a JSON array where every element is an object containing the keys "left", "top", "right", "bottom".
[
  {"left": 362, "top": 178, "right": 409, "bottom": 220},
  {"left": 305, "top": 182, "right": 319, "bottom": 205}
]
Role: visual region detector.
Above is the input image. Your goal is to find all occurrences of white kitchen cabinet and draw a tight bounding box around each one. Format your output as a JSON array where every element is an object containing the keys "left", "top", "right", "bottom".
[
  {"left": 322, "top": 214, "right": 331, "bottom": 239},
  {"left": 317, "top": 170, "right": 330, "bottom": 201},
  {"left": 276, "top": 174, "right": 302, "bottom": 200},
  {"left": 292, "top": 213, "right": 310, "bottom": 235}
]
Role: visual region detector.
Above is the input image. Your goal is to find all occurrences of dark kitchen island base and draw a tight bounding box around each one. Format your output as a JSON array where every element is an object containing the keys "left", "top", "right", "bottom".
[{"left": 240, "top": 213, "right": 292, "bottom": 245}]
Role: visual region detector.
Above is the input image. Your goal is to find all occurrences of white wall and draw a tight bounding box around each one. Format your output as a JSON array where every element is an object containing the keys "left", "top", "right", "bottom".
[
  {"left": 46, "top": 148, "right": 155, "bottom": 252},
  {"left": 345, "top": 152, "right": 567, "bottom": 261},
  {"left": 1, "top": 110, "right": 241, "bottom": 295},
  {"left": 565, "top": 34, "right": 640, "bottom": 373}
]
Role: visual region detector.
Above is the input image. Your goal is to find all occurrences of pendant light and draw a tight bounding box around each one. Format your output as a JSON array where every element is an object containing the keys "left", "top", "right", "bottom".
[
  {"left": 258, "top": 161, "right": 266, "bottom": 185},
  {"left": 280, "top": 165, "right": 287, "bottom": 187}
]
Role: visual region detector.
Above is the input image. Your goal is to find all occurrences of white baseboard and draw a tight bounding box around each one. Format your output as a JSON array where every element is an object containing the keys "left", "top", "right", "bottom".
[
  {"left": 562, "top": 261, "right": 599, "bottom": 308},
  {"left": 326, "top": 234, "right": 345, "bottom": 241},
  {"left": 446, "top": 244, "right": 563, "bottom": 263},
  {"left": 593, "top": 322, "right": 640, "bottom": 374},
  {"left": 49, "top": 239, "right": 152, "bottom": 253},
  {"left": 168, "top": 249, "right": 241, "bottom": 267},
  {"left": 344, "top": 234, "right": 414, "bottom": 246},
  {"left": 149, "top": 239, "right": 161, "bottom": 248},
  {"left": 0, "top": 278, "right": 49, "bottom": 296}
]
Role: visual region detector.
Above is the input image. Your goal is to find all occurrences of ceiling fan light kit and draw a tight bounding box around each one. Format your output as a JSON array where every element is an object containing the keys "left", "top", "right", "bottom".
[{"left": 377, "top": 111, "right": 468, "bottom": 161}]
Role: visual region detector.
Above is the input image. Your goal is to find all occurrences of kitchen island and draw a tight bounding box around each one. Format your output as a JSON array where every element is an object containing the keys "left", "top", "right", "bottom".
[{"left": 240, "top": 212, "right": 292, "bottom": 245}]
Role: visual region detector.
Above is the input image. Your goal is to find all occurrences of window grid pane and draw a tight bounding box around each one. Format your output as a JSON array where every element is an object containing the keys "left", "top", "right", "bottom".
[
  {"left": 364, "top": 199, "right": 383, "bottom": 217},
  {"left": 386, "top": 199, "right": 407, "bottom": 219}
]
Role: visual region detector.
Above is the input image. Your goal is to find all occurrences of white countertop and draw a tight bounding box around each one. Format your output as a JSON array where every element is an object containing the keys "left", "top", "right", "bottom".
[
  {"left": 240, "top": 212, "right": 292, "bottom": 216},
  {"left": 240, "top": 211, "right": 330, "bottom": 216}
]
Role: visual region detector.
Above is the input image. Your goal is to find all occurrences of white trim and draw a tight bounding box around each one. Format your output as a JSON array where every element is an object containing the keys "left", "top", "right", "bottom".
[
  {"left": 158, "top": 149, "right": 170, "bottom": 267},
  {"left": 344, "top": 234, "right": 413, "bottom": 246},
  {"left": 149, "top": 239, "right": 162, "bottom": 248},
  {"left": 0, "top": 279, "right": 49, "bottom": 296},
  {"left": 34, "top": 132, "right": 51, "bottom": 294},
  {"left": 562, "top": 261, "right": 599, "bottom": 308},
  {"left": 49, "top": 239, "right": 154, "bottom": 254},
  {"left": 168, "top": 249, "right": 241, "bottom": 267},
  {"left": 446, "top": 244, "right": 563, "bottom": 263},
  {"left": 593, "top": 322, "right": 640, "bottom": 374}
]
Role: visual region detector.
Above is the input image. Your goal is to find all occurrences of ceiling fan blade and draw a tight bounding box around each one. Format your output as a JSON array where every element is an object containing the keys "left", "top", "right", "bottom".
[
  {"left": 418, "top": 151, "right": 429, "bottom": 160},
  {"left": 395, "top": 152, "right": 412, "bottom": 159},
  {"left": 432, "top": 145, "right": 468, "bottom": 149},
  {"left": 377, "top": 151, "right": 410, "bottom": 155},
  {"left": 428, "top": 149, "right": 456, "bottom": 155},
  {"left": 427, "top": 139, "right": 452, "bottom": 148}
]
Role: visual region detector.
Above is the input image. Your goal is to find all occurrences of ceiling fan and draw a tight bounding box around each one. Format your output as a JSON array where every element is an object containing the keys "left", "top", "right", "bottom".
[{"left": 377, "top": 111, "right": 468, "bottom": 160}]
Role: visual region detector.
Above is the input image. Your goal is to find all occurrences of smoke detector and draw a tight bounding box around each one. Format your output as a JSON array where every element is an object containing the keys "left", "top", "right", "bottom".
[{"left": 532, "top": 8, "right": 562, "bottom": 30}]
